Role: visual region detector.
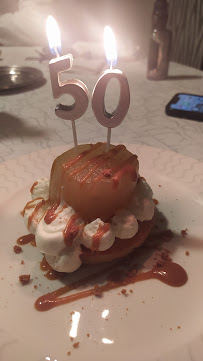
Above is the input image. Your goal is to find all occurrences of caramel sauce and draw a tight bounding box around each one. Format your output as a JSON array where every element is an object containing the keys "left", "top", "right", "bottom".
[
  {"left": 94, "top": 154, "right": 137, "bottom": 185},
  {"left": 112, "top": 155, "right": 138, "bottom": 188},
  {"left": 69, "top": 145, "right": 124, "bottom": 184},
  {"left": 17, "top": 233, "right": 35, "bottom": 245},
  {"left": 40, "top": 256, "right": 64, "bottom": 280},
  {"left": 30, "top": 238, "right": 37, "bottom": 247},
  {"left": 44, "top": 203, "right": 59, "bottom": 224},
  {"left": 22, "top": 197, "right": 44, "bottom": 217},
  {"left": 30, "top": 181, "right": 38, "bottom": 193},
  {"left": 63, "top": 214, "right": 80, "bottom": 247},
  {"left": 28, "top": 199, "right": 47, "bottom": 230},
  {"left": 63, "top": 143, "right": 102, "bottom": 171},
  {"left": 92, "top": 223, "right": 110, "bottom": 252},
  {"left": 35, "top": 261, "right": 187, "bottom": 312}
]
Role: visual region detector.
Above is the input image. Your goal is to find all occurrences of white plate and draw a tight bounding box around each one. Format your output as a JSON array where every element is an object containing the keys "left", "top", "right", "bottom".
[{"left": 0, "top": 144, "right": 203, "bottom": 361}]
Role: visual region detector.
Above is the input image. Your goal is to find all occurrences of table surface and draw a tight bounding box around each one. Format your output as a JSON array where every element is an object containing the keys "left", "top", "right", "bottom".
[{"left": 0, "top": 46, "right": 202, "bottom": 164}]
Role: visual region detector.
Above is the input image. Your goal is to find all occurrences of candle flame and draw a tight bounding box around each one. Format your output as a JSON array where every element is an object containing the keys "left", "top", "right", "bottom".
[
  {"left": 46, "top": 15, "right": 61, "bottom": 56},
  {"left": 104, "top": 26, "right": 117, "bottom": 68}
]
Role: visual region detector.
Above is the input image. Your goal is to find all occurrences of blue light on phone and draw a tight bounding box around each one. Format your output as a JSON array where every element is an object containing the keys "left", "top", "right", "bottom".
[{"left": 171, "top": 94, "right": 203, "bottom": 113}]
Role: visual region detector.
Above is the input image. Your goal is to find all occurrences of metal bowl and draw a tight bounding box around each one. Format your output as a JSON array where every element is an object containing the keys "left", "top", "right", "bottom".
[{"left": 0, "top": 66, "right": 44, "bottom": 91}]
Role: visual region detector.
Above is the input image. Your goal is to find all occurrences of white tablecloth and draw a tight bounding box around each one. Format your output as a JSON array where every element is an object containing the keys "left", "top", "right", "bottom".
[{"left": 0, "top": 46, "right": 202, "bottom": 163}]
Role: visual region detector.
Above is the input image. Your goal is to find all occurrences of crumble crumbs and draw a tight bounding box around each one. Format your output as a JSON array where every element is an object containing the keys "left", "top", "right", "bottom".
[
  {"left": 67, "top": 351, "right": 71, "bottom": 356},
  {"left": 19, "top": 274, "right": 30, "bottom": 285},
  {"left": 121, "top": 289, "right": 127, "bottom": 295},
  {"left": 161, "top": 251, "right": 172, "bottom": 262},
  {"left": 185, "top": 251, "right": 190, "bottom": 256},
  {"left": 102, "top": 169, "right": 112, "bottom": 177},
  {"left": 181, "top": 228, "right": 188, "bottom": 238},
  {"left": 94, "top": 285, "right": 103, "bottom": 297},
  {"left": 13, "top": 245, "right": 22, "bottom": 254},
  {"left": 156, "top": 260, "right": 164, "bottom": 267},
  {"left": 73, "top": 342, "right": 80, "bottom": 349}
]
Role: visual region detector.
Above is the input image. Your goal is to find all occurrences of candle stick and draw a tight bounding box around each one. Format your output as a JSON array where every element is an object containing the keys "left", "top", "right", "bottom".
[
  {"left": 46, "top": 16, "right": 89, "bottom": 147},
  {"left": 92, "top": 26, "right": 130, "bottom": 152}
]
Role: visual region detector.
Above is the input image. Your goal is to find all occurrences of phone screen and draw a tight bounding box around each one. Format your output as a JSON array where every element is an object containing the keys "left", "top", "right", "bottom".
[{"left": 170, "top": 94, "right": 203, "bottom": 113}]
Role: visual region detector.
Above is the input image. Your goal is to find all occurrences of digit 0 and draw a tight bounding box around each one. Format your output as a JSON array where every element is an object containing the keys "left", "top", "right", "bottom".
[{"left": 92, "top": 69, "right": 130, "bottom": 128}]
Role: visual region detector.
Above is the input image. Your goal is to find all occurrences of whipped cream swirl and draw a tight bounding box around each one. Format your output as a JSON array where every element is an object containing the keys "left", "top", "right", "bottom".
[{"left": 23, "top": 177, "right": 155, "bottom": 273}]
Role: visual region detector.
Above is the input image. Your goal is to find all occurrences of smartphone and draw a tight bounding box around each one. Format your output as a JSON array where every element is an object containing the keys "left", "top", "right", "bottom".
[{"left": 165, "top": 93, "right": 203, "bottom": 121}]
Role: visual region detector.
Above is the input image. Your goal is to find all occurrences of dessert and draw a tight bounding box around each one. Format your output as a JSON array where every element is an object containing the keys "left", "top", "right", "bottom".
[{"left": 22, "top": 143, "right": 155, "bottom": 273}]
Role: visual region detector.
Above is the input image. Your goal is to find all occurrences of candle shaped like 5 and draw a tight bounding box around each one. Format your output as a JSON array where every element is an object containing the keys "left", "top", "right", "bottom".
[
  {"left": 46, "top": 16, "right": 89, "bottom": 147},
  {"left": 92, "top": 26, "right": 130, "bottom": 152}
]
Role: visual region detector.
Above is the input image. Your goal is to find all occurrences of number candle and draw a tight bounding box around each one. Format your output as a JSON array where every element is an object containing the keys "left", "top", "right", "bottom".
[
  {"left": 46, "top": 16, "right": 89, "bottom": 147},
  {"left": 92, "top": 26, "right": 130, "bottom": 152}
]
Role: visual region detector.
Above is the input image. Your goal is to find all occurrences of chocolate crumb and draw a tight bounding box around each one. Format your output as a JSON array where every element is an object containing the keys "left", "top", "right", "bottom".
[
  {"left": 94, "top": 285, "right": 103, "bottom": 297},
  {"left": 67, "top": 351, "right": 71, "bottom": 356},
  {"left": 185, "top": 251, "right": 190, "bottom": 256},
  {"left": 73, "top": 342, "right": 80, "bottom": 349},
  {"left": 158, "top": 184, "right": 162, "bottom": 187},
  {"left": 181, "top": 228, "right": 188, "bottom": 238},
  {"left": 170, "top": 328, "right": 172, "bottom": 330},
  {"left": 153, "top": 199, "right": 159, "bottom": 205},
  {"left": 177, "top": 326, "right": 181, "bottom": 329},
  {"left": 129, "top": 289, "right": 133, "bottom": 294},
  {"left": 34, "top": 285, "right": 37, "bottom": 289},
  {"left": 121, "top": 289, "right": 127, "bottom": 295},
  {"left": 21, "top": 260, "right": 24, "bottom": 265},
  {"left": 87, "top": 333, "right": 90, "bottom": 337},
  {"left": 19, "top": 274, "right": 30, "bottom": 285},
  {"left": 13, "top": 245, "right": 22, "bottom": 254},
  {"left": 70, "top": 337, "right": 73, "bottom": 341},
  {"left": 160, "top": 230, "right": 174, "bottom": 242},
  {"left": 161, "top": 251, "right": 172, "bottom": 262},
  {"left": 128, "top": 268, "right": 137, "bottom": 277},
  {"left": 156, "top": 260, "right": 164, "bottom": 267},
  {"left": 102, "top": 169, "right": 112, "bottom": 177}
]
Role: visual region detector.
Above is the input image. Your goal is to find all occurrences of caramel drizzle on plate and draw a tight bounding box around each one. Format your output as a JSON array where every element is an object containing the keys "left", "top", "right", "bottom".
[{"left": 35, "top": 261, "right": 188, "bottom": 312}]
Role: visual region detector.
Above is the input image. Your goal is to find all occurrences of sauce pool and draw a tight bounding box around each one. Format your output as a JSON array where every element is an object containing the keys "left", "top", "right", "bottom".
[{"left": 17, "top": 233, "right": 35, "bottom": 246}]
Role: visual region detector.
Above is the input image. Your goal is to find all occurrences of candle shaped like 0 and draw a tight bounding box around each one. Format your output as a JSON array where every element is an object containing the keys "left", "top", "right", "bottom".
[
  {"left": 92, "top": 26, "right": 130, "bottom": 152},
  {"left": 46, "top": 16, "right": 89, "bottom": 147}
]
